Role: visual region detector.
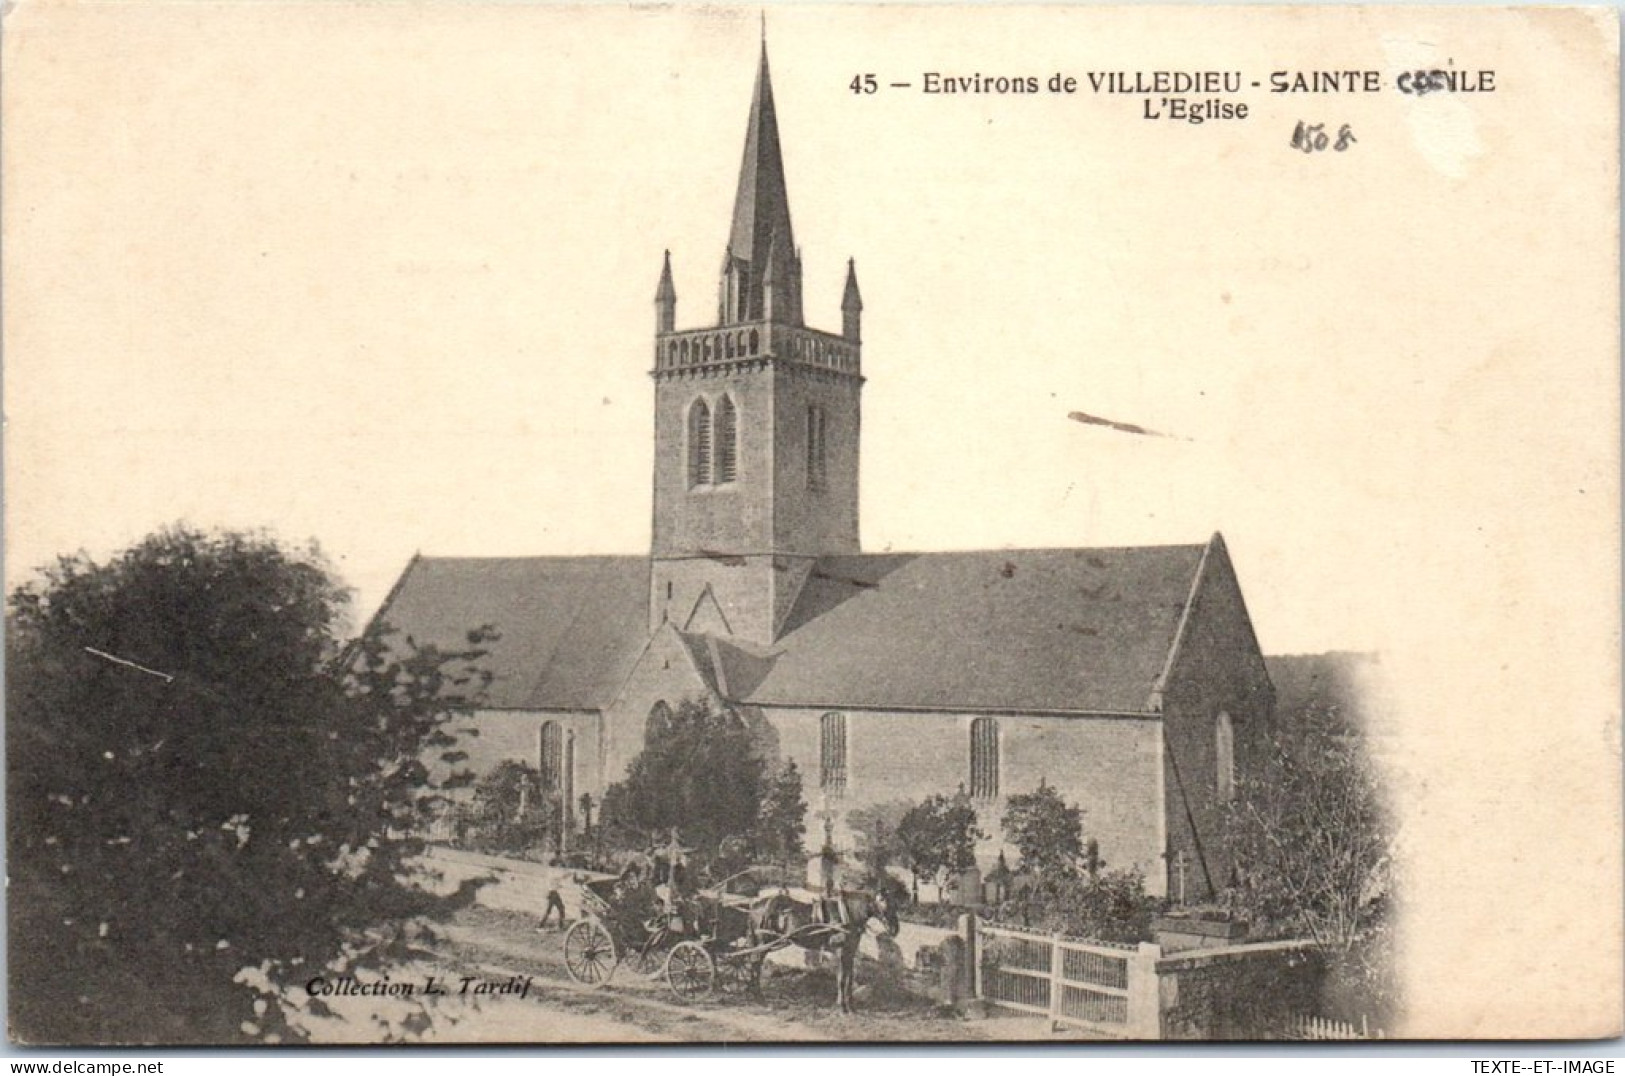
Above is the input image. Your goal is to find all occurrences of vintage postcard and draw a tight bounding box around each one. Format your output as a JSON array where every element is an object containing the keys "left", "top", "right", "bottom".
[{"left": 4, "top": 2, "right": 1618, "bottom": 1045}]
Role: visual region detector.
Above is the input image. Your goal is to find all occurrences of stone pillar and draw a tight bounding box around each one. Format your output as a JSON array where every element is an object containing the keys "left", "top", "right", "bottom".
[{"left": 1127, "top": 942, "right": 1164, "bottom": 1039}]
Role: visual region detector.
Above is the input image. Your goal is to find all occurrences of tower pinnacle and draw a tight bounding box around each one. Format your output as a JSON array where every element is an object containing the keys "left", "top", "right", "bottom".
[
  {"left": 841, "top": 258, "right": 863, "bottom": 342},
  {"left": 655, "top": 250, "right": 676, "bottom": 333}
]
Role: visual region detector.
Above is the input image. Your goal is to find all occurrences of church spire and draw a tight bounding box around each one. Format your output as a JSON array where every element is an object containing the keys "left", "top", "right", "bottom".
[{"left": 721, "top": 41, "right": 800, "bottom": 325}]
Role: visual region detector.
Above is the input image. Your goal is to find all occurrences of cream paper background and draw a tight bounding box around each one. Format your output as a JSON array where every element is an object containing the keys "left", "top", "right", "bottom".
[{"left": 4, "top": 2, "right": 1619, "bottom": 1040}]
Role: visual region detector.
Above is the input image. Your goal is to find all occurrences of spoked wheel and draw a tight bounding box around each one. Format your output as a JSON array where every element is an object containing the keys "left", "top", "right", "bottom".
[
  {"left": 563, "top": 918, "right": 617, "bottom": 987},
  {"left": 625, "top": 936, "right": 666, "bottom": 977},
  {"left": 664, "top": 940, "right": 716, "bottom": 1002},
  {"left": 718, "top": 951, "right": 764, "bottom": 996}
]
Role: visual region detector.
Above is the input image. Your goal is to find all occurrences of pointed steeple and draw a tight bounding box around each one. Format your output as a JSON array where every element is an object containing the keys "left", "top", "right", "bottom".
[
  {"left": 841, "top": 257, "right": 863, "bottom": 342},
  {"left": 721, "top": 41, "right": 800, "bottom": 325}
]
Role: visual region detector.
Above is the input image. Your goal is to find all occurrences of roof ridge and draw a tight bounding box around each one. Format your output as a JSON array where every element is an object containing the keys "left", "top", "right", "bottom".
[
  {"left": 1146, "top": 536, "right": 1216, "bottom": 713},
  {"left": 819, "top": 543, "right": 1208, "bottom": 558},
  {"left": 412, "top": 552, "right": 647, "bottom": 563}
]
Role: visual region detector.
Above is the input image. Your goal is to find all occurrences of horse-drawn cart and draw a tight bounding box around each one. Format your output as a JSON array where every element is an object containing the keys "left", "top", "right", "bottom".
[{"left": 562, "top": 864, "right": 896, "bottom": 1007}]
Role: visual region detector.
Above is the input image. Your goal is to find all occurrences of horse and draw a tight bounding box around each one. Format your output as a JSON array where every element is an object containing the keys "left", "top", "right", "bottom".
[{"left": 750, "top": 887, "right": 900, "bottom": 1014}]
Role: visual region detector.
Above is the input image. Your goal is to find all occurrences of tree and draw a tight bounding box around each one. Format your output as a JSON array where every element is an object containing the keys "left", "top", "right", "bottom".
[
  {"left": 753, "top": 759, "right": 807, "bottom": 868},
  {"left": 1224, "top": 702, "right": 1391, "bottom": 950},
  {"left": 1001, "top": 779, "right": 1084, "bottom": 876},
  {"left": 599, "top": 698, "right": 765, "bottom": 861},
  {"left": 7, "top": 526, "right": 491, "bottom": 1044},
  {"left": 846, "top": 800, "right": 909, "bottom": 880},
  {"left": 895, "top": 793, "right": 983, "bottom": 903},
  {"left": 467, "top": 760, "right": 557, "bottom": 857}
]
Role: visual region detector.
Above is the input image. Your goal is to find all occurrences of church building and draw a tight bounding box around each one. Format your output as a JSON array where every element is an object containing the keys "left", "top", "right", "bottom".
[{"left": 373, "top": 43, "right": 1275, "bottom": 900}]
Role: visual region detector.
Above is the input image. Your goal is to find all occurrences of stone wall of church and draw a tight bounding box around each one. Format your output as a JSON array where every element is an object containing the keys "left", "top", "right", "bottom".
[
  {"left": 651, "top": 375, "right": 777, "bottom": 557},
  {"left": 598, "top": 623, "right": 716, "bottom": 789},
  {"left": 1159, "top": 542, "right": 1276, "bottom": 900},
  {"left": 442, "top": 708, "right": 601, "bottom": 808},
  {"left": 758, "top": 706, "right": 1168, "bottom": 897},
  {"left": 770, "top": 365, "right": 861, "bottom": 556}
]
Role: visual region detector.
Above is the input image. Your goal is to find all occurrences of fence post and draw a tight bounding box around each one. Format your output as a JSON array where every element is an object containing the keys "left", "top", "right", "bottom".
[
  {"left": 962, "top": 913, "right": 980, "bottom": 1001},
  {"left": 1048, "top": 932, "right": 1064, "bottom": 1029},
  {"left": 1127, "top": 941, "right": 1162, "bottom": 1039}
]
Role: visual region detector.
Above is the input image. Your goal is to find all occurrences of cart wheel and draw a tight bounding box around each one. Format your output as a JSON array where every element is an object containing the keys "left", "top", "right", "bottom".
[
  {"left": 719, "top": 952, "right": 763, "bottom": 996},
  {"left": 563, "top": 918, "right": 617, "bottom": 987},
  {"left": 664, "top": 941, "right": 715, "bottom": 1002}
]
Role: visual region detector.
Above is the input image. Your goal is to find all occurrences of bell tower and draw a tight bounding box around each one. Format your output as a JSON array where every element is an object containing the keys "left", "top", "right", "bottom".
[{"left": 649, "top": 43, "right": 864, "bottom": 645}]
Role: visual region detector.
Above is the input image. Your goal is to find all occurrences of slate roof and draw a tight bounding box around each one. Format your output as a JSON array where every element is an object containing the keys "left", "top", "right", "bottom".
[
  {"left": 369, "top": 555, "right": 649, "bottom": 711},
  {"left": 739, "top": 545, "right": 1207, "bottom": 714},
  {"left": 372, "top": 543, "right": 1212, "bottom": 716}
]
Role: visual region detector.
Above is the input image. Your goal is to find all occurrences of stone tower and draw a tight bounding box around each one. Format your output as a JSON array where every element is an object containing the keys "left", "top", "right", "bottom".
[{"left": 649, "top": 43, "right": 863, "bottom": 645}]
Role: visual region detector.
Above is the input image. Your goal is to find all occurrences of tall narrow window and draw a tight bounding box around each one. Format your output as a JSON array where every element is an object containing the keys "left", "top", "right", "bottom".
[
  {"left": 806, "top": 405, "right": 827, "bottom": 490},
  {"left": 1216, "top": 711, "right": 1236, "bottom": 803},
  {"left": 647, "top": 700, "right": 673, "bottom": 744},
  {"left": 714, "top": 395, "right": 738, "bottom": 483},
  {"left": 820, "top": 712, "right": 847, "bottom": 794},
  {"left": 969, "top": 717, "right": 1000, "bottom": 799},
  {"left": 540, "top": 721, "right": 563, "bottom": 793},
  {"left": 563, "top": 731, "right": 575, "bottom": 810},
  {"left": 688, "top": 399, "right": 712, "bottom": 487}
]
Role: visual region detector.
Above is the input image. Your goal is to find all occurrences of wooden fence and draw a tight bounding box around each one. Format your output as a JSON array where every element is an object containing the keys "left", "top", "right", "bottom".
[
  {"left": 973, "top": 918, "right": 1376, "bottom": 1040},
  {"left": 1284, "top": 1012, "right": 1386, "bottom": 1040},
  {"left": 975, "top": 921, "right": 1160, "bottom": 1038}
]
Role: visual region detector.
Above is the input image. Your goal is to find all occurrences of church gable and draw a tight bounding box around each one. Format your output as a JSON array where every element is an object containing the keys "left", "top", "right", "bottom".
[
  {"left": 600, "top": 621, "right": 723, "bottom": 784},
  {"left": 683, "top": 585, "right": 733, "bottom": 636},
  {"left": 1151, "top": 533, "right": 1275, "bottom": 899},
  {"left": 1154, "top": 534, "right": 1274, "bottom": 716}
]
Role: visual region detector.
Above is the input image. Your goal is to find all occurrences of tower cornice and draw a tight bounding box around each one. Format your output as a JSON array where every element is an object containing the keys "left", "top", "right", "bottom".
[{"left": 652, "top": 321, "right": 861, "bottom": 382}]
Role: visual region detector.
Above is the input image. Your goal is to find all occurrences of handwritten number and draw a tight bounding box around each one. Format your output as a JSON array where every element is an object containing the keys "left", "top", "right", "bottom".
[{"left": 1292, "top": 122, "right": 1356, "bottom": 154}]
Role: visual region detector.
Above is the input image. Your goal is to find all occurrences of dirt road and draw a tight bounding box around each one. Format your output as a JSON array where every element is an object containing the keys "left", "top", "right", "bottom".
[{"left": 294, "top": 905, "right": 1070, "bottom": 1044}]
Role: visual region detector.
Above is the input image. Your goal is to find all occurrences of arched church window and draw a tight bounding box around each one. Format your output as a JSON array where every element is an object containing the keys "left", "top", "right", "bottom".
[
  {"left": 714, "top": 395, "right": 738, "bottom": 484},
  {"left": 1216, "top": 711, "right": 1236, "bottom": 803},
  {"left": 647, "top": 700, "right": 673, "bottom": 743},
  {"left": 820, "top": 712, "right": 847, "bottom": 794},
  {"left": 688, "top": 398, "right": 712, "bottom": 487},
  {"left": 748, "top": 329, "right": 759, "bottom": 354},
  {"left": 540, "top": 721, "right": 564, "bottom": 793},
  {"left": 969, "top": 717, "right": 999, "bottom": 799}
]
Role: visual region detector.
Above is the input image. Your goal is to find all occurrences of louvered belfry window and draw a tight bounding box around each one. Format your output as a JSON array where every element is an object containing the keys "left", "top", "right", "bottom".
[
  {"left": 969, "top": 717, "right": 999, "bottom": 799},
  {"left": 820, "top": 711, "right": 847, "bottom": 794},
  {"left": 714, "top": 395, "right": 738, "bottom": 483},
  {"left": 806, "top": 405, "right": 827, "bottom": 490},
  {"left": 688, "top": 398, "right": 712, "bottom": 487}
]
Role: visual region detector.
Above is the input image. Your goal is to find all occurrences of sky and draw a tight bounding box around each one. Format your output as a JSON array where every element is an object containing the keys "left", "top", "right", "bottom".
[{"left": 4, "top": 4, "right": 1620, "bottom": 1035}]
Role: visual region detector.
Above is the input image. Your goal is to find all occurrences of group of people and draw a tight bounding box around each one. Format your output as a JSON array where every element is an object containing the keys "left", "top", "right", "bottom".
[{"left": 536, "top": 838, "right": 695, "bottom": 935}]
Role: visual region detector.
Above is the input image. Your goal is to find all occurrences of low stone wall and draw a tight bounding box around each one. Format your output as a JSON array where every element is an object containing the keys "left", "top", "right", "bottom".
[{"left": 1155, "top": 939, "right": 1325, "bottom": 1040}]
